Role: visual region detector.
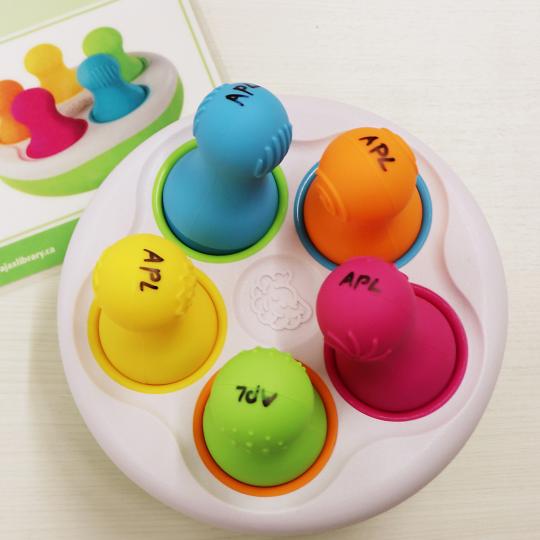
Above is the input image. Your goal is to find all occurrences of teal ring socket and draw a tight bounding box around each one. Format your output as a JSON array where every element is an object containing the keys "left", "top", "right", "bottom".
[{"left": 293, "top": 162, "right": 432, "bottom": 270}]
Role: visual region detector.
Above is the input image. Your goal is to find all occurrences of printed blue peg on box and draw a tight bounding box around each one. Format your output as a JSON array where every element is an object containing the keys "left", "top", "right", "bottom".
[{"left": 77, "top": 53, "right": 147, "bottom": 123}]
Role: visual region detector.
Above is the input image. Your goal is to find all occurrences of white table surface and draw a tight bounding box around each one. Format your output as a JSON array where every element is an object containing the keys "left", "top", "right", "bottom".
[{"left": 1, "top": 1, "right": 539, "bottom": 538}]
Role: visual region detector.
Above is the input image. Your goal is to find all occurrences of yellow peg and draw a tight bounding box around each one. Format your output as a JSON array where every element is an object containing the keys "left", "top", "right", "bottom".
[
  {"left": 24, "top": 44, "right": 82, "bottom": 103},
  {"left": 92, "top": 234, "right": 219, "bottom": 385}
]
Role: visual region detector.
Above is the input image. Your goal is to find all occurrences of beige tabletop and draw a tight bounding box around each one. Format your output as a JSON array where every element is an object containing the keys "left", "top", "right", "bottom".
[{"left": 1, "top": 0, "right": 539, "bottom": 538}]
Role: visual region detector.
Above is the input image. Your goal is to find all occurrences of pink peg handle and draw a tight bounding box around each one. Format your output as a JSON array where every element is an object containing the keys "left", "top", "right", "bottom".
[
  {"left": 316, "top": 257, "right": 416, "bottom": 363},
  {"left": 11, "top": 87, "right": 87, "bottom": 159}
]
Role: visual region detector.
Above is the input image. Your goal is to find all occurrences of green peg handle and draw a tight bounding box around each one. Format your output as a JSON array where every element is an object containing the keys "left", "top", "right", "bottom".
[{"left": 83, "top": 27, "right": 145, "bottom": 81}]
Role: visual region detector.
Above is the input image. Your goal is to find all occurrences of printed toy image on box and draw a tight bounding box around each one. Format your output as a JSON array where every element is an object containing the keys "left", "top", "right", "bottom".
[
  {"left": 0, "top": 26, "right": 183, "bottom": 196},
  {"left": 0, "top": 0, "right": 219, "bottom": 288}
]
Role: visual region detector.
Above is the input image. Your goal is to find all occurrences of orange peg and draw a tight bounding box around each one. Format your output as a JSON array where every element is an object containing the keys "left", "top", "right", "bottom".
[{"left": 304, "top": 127, "right": 422, "bottom": 263}]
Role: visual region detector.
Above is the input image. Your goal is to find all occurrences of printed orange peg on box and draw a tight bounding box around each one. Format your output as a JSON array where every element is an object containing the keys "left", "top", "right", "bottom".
[{"left": 0, "top": 80, "right": 30, "bottom": 144}]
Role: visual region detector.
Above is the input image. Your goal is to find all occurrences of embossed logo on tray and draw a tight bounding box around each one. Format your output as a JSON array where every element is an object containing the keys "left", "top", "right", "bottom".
[{"left": 249, "top": 271, "right": 313, "bottom": 330}]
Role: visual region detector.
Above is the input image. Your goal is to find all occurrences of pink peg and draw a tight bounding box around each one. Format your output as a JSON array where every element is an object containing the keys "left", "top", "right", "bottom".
[
  {"left": 11, "top": 87, "right": 87, "bottom": 159},
  {"left": 316, "top": 257, "right": 467, "bottom": 418}
]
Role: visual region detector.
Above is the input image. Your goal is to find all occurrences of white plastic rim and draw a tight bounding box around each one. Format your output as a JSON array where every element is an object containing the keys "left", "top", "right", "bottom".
[
  {"left": 0, "top": 52, "right": 178, "bottom": 180},
  {"left": 57, "top": 96, "right": 507, "bottom": 535}
]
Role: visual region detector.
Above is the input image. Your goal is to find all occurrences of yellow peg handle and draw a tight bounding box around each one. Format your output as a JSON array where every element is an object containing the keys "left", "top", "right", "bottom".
[
  {"left": 24, "top": 44, "right": 82, "bottom": 103},
  {"left": 93, "top": 234, "right": 196, "bottom": 332},
  {"left": 92, "top": 234, "right": 218, "bottom": 386}
]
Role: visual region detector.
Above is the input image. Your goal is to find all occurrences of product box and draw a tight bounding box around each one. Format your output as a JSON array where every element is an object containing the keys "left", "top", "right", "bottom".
[{"left": 0, "top": 0, "right": 220, "bottom": 286}]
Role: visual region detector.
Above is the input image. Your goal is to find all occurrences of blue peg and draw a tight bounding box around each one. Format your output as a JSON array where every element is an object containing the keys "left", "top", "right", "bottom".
[
  {"left": 77, "top": 53, "right": 147, "bottom": 123},
  {"left": 162, "top": 82, "right": 292, "bottom": 255}
]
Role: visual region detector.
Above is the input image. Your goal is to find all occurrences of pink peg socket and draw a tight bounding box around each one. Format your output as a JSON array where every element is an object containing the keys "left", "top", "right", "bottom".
[
  {"left": 11, "top": 87, "right": 87, "bottom": 159},
  {"left": 316, "top": 257, "right": 467, "bottom": 420}
]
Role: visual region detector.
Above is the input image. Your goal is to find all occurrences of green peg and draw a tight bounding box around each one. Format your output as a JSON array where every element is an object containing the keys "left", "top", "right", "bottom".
[
  {"left": 83, "top": 27, "right": 145, "bottom": 81},
  {"left": 203, "top": 347, "right": 327, "bottom": 487}
]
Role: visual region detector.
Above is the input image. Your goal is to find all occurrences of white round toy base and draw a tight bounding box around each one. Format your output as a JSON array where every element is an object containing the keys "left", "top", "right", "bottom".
[{"left": 57, "top": 96, "right": 507, "bottom": 535}]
